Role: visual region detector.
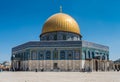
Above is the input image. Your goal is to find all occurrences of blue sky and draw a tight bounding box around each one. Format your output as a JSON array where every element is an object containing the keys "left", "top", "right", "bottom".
[{"left": 0, "top": 0, "right": 120, "bottom": 62}]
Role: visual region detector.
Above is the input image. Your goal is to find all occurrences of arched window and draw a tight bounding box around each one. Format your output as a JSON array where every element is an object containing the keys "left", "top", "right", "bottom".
[
  {"left": 24, "top": 52, "right": 28, "bottom": 60},
  {"left": 58, "top": 35, "right": 62, "bottom": 40},
  {"left": 31, "top": 51, "right": 37, "bottom": 60},
  {"left": 92, "top": 52, "right": 94, "bottom": 59},
  {"left": 107, "top": 54, "right": 109, "bottom": 60},
  {"left": 63, "top": 35, "right": 66, "bottom": 40},
  {"left": 88, "top": 51, "right": 90, "bottom": 59},
  {"left": 67, "top": 51, "right": 73, "bottom": 60},
  {"left": 47, "top": 36, "right": 49, "bottom": 40},
  {"left": 39, "top": 51, "right": 44, "bottom": 60},
  {"left": 84, "top": 51, "right": 86, "bottom": 59},
  {"left": 22, "top": 52, "right": 24, "bottom": 60},
  {"left": 49, "top": 35, "right": 53, "bottom": 40},
  {"left": 60, "top": 51, "right": 65, "bottom": 60},
  {"left": 104, "top": 54, "right": 107, "bottom": 60},
  {"left": 71, "top": 36, "right": 74, "bottom": 40},
  {"left": 54, "top": 34, "right": 57, "bottom": 40},
  {"left": 26, "top": 51, "right": 30, "bottom": 60},
  {"left": 21, "top": 53, "right": 23, "bottom": 60},
  {"left": 53, "top": 50, "right": 58, "bottom": 60},
  {"left": 102, "top": 55, "right": 105, "bottom": 60},
  {"left": 46, "top": 51, "right": 51, "bottom": 60},
  {"left": 75, "top": 50, "right": 80, "bottom": 60}
]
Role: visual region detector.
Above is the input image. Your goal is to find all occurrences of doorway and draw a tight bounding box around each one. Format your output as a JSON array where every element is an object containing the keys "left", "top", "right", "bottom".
[
  {"left": 95, "top": 60, "right": 98, "bottom": 71},
  {"left": 53, "top": 63, "right": 58, "bottom": 69},
  {"left": 17, "top": 61, "right": 21, "bottom": 71}
]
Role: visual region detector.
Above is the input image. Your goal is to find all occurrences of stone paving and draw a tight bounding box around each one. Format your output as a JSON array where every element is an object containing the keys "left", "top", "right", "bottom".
[{"left": 0, "top": 72, "right": 120, "bottom": 82}]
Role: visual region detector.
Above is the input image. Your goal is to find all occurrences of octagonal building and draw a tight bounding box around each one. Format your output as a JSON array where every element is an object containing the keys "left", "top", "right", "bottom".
[{"left": 11, "top": 11, "right": 109, "bottom": 72}]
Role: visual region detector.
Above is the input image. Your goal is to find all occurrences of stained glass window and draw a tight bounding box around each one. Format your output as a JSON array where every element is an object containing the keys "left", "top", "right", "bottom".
[
  {"left": 63, "top": 35, "right": 66, "bottom": 40},
  {"left": 54, "top": 34, "right": 57, "bottom": 40},
  {"left": 46, "top": 51, "right": 51, "bottom": 60},
  {"left": 67, "top": 51, "right": 73, "bottom": 60},
  {"left": 53, "top": 50, "right": 58, "bottom": 60},
  {"left": 39, "top": 51, "right": 44, "bottom": 60},
  {"left": 60, "top": 51, "right": 65, "bottom": 60},
  {"left": 75, "top": 51, "right": 80, "bottom": 60}
]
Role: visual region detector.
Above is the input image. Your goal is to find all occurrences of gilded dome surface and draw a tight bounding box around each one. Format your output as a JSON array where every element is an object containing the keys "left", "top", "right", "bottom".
[{"left": 41, "top": 13, "right": 80, "bottom": 35}]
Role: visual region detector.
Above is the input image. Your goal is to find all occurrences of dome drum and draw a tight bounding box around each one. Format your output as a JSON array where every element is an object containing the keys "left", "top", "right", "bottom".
[{"left": 40, "top": 31, "right": 82, "bottom": 41}]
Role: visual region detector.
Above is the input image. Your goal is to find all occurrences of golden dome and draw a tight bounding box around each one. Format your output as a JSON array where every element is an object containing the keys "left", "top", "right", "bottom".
[{"left": 41, "top": 13, "right": 80, "bottom": 35}]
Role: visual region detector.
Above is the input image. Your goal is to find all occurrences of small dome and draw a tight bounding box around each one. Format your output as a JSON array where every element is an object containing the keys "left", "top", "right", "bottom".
[{"left": 41, "top": 13, "right": 80, "bottom": 35}]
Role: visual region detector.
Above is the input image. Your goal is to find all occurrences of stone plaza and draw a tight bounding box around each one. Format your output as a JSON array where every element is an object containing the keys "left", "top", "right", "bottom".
[{"left": 0, "top": 72, "right": 120, "bottom": 82}]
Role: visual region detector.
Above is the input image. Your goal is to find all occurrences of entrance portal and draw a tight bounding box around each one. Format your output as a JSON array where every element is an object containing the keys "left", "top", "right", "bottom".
[
  {"left": 17, "top": 61, "right": 21, "bottom": 71},
  {"left": 53, "top": 63, "right": 58, "bottom": 69},
  {"left": 95, "top": 60, "right": 98, "bottom": 71}
]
